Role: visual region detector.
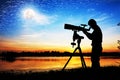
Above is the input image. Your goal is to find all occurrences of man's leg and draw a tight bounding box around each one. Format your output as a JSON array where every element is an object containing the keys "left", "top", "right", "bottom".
[
  {"left": 91, "top": 56, "right": 100, "bottom": 68},
  {"left": 91, "top": 47, "right": 101, "bottom": 68}
]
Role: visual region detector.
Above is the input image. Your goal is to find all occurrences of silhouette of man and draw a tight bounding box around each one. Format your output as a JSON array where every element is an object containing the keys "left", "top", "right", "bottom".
[{"left": 82, "top": 19, "right": 103, "bottom": 68}]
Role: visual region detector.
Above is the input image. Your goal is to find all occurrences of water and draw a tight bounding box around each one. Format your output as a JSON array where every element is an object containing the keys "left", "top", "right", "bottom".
[{"left": 0, "top": 57, "right": 120, "bottom": 72}]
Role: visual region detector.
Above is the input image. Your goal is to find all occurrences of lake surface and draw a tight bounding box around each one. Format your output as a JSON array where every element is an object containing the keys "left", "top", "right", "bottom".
[{"left": 0, "top": 57, "right": 120, "bottom": 72}]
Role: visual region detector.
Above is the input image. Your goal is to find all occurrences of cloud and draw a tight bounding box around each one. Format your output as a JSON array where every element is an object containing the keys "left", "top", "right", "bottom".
[
  {"left": 33, "top": 13, "right": 53, "bottom": 25},
  {"left": 22, "top": 8, "right": 57, "bottom": 27},
  {"left": 17, "top": 30, "right": 71, "bottom": 46},
  {"left": 102, "top": 25, "right": 120, "bottom": 45},
  {"left": 95, "top": 13, "right": 110, "bottom": 22}
]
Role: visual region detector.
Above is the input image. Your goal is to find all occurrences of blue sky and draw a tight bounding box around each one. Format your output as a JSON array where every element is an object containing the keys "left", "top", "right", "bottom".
[{"left": 0, "top": 0, "right": 120, "bottom": 52}]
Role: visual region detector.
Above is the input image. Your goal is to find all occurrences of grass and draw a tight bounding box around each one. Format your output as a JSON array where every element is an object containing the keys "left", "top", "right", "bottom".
[{"left": 0, "top": 66, "right": 120, "bottom": 80}]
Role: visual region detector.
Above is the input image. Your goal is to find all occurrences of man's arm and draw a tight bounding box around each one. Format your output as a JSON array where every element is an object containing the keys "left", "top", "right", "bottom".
[{"left": 82, "top": 30, "right": 92, "bottom": 40}]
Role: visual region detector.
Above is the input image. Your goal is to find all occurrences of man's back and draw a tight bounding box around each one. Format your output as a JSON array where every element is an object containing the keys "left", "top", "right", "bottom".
[{"left": 91, "top": 25, "right": 102, "bottom": 47}]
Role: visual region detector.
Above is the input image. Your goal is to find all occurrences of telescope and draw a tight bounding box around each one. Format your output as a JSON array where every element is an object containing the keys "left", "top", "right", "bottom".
[
  {"left": 64, "top": 24, "right": 91, "bottom": 31},
  {"left": 71, "top": 31, "right": 84, "bottom": 48},
  {"left": 64, "top": 23, "right": 91, "bottom": 48},
  {"left": 62, "top": 23, "right": 87, "bottom": 70}
]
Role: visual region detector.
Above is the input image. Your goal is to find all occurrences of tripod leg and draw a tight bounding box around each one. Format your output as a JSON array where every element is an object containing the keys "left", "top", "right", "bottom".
[
  {"left": 62, "top": 48, "right": 77, "bottom": 71},
  {"left": 81, "top": 56, "right": 87, "bottom": 68},
  {"left": 78, "top": 48, "right": 86, "bottom": 68}
]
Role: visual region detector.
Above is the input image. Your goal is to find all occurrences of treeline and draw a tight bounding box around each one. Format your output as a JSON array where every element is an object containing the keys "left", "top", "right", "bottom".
[
  {"left": 0, "top": 51, "right": 120, "bottom": 57},
  {"left": 0, "top": 51, "right": 86, "bottom": 57}
]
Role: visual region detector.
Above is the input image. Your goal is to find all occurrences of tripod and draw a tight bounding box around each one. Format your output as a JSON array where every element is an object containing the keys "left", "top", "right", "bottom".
[{"left": 62, "top": 31, "right": 86, "bottom": 71}]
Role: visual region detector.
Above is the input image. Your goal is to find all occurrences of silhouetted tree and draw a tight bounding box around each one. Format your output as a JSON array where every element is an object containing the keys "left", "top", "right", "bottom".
[
  {"left": 118, "top": 40, "right": 120, "bottom": 50},
  {"left": 117, "top": 22, "right": 120, "bottom": 26}
]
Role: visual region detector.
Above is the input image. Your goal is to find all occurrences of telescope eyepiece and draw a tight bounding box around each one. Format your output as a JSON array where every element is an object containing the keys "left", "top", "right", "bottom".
[{"left": 81, "top": 24, "right": 87, "bottom": 27}]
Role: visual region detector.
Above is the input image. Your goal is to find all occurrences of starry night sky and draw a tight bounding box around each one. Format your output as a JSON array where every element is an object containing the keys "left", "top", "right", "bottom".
[{"left": 0, "top": 0, "right": 120, "bottom": 52}]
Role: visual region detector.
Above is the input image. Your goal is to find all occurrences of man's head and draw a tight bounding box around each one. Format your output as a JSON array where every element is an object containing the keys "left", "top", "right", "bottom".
[{"left": 88, "top": 19, "right": 97, "bottom": 29}]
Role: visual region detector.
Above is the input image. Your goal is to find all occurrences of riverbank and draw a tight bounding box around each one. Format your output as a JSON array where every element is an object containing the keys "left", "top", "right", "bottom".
[{"left": 0, "top": 66, "right": 120, "bottom": 80}]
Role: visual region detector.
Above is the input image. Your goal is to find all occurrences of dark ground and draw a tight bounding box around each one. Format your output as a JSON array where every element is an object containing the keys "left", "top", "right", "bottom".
[{"left": 0, "top": 66, "right": 120, "bottom": 80}]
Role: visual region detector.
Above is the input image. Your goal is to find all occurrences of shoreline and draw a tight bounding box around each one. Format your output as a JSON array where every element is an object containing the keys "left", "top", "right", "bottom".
[{"left": 0, "top": 66, "right": 120, "bottom": 80}]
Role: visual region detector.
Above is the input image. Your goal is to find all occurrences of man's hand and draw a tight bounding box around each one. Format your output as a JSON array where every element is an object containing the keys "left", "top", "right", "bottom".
[{"left": 82, "top": 28, "right": 88, "bottom": 34}]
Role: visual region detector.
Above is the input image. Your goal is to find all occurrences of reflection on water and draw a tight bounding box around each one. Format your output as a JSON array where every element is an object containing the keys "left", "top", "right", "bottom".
[{"left": 0, "top": 57, "right": 120, "bottom": 72}]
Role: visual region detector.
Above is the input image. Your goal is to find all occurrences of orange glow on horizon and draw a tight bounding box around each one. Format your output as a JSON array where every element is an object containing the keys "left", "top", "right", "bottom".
[
  {"left": 0, "top": 44, "right": 119, "bottom": 53},
  {"left": 0, "top": 38, "right": 119, "bottom": 53}
]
